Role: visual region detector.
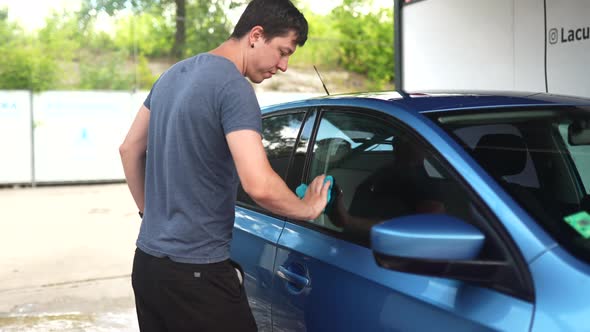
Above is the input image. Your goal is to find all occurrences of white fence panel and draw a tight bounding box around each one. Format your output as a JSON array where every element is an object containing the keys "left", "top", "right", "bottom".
[
  {"left": 1, "top": 90, "right": 317, "bottom": 186},
  {"left": 0, "top": 91, "right": 32, "bottom": 185},
  {"left": 33, "top": 91, "right": 134, "bottom": 183}
]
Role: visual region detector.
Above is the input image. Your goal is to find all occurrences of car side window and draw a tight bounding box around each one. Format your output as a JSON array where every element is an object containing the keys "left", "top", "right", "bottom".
[
  {"left": 307, "top": 111, "right": 397, "bottom": 231},
  {"left": 237, "top": 111, "right": 306, "bottom": 209},
  {"left": 307, "top": 110, "right": 499, "bottom": 254}
]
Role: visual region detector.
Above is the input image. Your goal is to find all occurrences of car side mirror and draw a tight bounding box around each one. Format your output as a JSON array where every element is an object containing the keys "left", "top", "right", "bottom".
[
  {"left": 371, "top": 214, "right": 509, "bottom": 284},
  {"left": 568, "top": 120, "right": 590, "bottom": 145}
]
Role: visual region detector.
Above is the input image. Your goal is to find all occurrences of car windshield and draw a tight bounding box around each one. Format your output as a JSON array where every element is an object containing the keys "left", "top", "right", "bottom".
[{"left": 431, "top": 106, "right": 590, "bottom": 263}]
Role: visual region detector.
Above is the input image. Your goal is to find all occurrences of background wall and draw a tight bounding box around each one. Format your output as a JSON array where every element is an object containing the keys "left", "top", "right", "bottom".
[{"left": 402, "top": 0, "right": 589, "bottom": 98}]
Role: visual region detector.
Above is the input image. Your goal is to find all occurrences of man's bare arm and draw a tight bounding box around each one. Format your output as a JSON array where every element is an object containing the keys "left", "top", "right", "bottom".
[
  {"left": 119, "top": 105, "right": 150, "bottom": 213},
  {"left": 227, "top": 129, "right": 330, "bottom": 220}
]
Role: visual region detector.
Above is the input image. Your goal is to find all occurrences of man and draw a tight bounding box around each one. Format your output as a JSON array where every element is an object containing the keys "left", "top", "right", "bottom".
[{"left": 119, "top": 0, "right": 331, "bottom": 331}]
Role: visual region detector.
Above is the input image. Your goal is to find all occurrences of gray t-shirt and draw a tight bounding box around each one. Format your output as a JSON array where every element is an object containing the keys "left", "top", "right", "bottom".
[{"left": 137, "top": 53, "right": 262, "bottom": 264}]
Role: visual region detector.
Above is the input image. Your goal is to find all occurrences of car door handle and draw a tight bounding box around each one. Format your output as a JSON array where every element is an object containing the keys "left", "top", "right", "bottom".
[{"left": 277, "top": 266, "right": 310, "bottom": 288}]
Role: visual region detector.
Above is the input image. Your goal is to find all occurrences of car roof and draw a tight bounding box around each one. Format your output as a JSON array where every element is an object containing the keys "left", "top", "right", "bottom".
[{"left": 264, "top": 90, "right": 590, "bottom": 114}]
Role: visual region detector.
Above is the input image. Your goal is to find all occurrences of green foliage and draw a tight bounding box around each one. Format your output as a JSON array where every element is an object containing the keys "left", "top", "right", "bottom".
[
  {"left": 77, "top": 51, "right": 155, "bottom": 91},
  {"left": 79, "top": 0, "right": 160, "bottom": 18},
  {"left": 290, "top": 1, "right": 395, "bottom": 89},
  {"left": 113, "top": 13, "right": 174, "bottom": 57},
  {"left": 183, "top": 0, "right": 232, "bottom": 57},
  {"left": 80, "top": 0, "right": 184, "bottom": 57},
  {"left": 80, "top": 0, "right": 234, "bottom": 59},
  {"left": 0, "top": 7, "right": 19, "bottom": 44},
  {"left": 289, "top": 11, "right": 342, "bottom": 69},
  {"left": 0, "top": 1, "right": 395, "bottom": 92},
  {"left": 37, "top": 10, "right": 83, "bottom": 62},
  {"left": 0, "top": 43, "right": 59, "bottom": 91},
  {"left": 85, "top": 31, "right": 119, "bottom": 52},
  {"left": 136, "top": 54, "right": 157, "bottom": 89},
  {"left": 332, "top": 0, "right": 394, "bottom": 89},
  {"left": 78, "top": 51, "right": 134, "bottom": 90},
  {"left": 0, "top": 9, "right": 59, "bottom": 91},
  {"left": 107, "top": 0, "right": 231, "bottom": 58}
]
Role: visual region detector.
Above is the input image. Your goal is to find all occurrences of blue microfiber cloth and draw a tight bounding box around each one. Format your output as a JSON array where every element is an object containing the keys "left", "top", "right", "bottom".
[{"left": 296, "top": 175, "right": 334, "bottom": 213}]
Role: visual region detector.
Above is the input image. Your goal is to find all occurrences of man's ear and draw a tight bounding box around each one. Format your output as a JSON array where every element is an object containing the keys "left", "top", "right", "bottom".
[{"left": 249, "top": 25, "right": 265, "bottom": 45}]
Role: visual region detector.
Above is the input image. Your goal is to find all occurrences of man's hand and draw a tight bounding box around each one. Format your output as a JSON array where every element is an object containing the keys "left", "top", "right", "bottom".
[
  {"left": 227, "top": 129, "right": 330, "bottom": 221},
  {"left": 301, "top": 174, "right": 331, "bottom": 220}
]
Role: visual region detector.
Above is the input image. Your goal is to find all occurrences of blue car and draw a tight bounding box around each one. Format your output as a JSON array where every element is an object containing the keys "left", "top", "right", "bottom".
[{"left": 230, "top": 91, "right": 590, "bottom": 331}]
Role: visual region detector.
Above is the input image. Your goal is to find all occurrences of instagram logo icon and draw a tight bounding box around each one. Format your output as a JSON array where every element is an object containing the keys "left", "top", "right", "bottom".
[{"left": 549, "top": 28, "right": 559, "bottom": 44}]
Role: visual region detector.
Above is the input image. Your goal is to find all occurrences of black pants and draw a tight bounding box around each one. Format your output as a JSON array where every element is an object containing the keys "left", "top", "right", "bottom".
[{"left": 132, "top": 248, "right": 257, "bottom": 332}]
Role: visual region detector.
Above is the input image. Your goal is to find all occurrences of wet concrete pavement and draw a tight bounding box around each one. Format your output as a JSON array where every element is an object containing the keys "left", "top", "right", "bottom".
[{"left": 0, "top": 183, "right": 141, "bottom": 331}]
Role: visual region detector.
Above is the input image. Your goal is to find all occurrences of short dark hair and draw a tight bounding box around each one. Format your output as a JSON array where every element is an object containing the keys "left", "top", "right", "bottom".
[{"left": 230, "top": 0, "right": 308, "bottom": 46}]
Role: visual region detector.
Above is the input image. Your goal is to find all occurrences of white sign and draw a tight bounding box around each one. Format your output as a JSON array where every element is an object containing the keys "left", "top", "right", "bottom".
[
  {"left": 546, "top": 0, "right": 590, "bottom": 97},
  {"left": 402, "top": 0, "right": 590, "bottom": 98}
]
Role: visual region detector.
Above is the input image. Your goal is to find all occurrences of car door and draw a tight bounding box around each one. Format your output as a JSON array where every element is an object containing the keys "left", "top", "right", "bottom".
[
  {"left": 231, "top": 109, "right": 308, "bottom": 331},
  {"left": 270, "top": 107, "right": 535, "bottom": 331}
]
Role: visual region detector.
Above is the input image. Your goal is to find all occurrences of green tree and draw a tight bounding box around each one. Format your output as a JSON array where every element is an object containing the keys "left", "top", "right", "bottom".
[
  {"left": 0, "top": 7, "right": 18, "bottom": 44},
  {"left": 289, "top": 10, "right": 342, "bottom": 69},
  {"left": 36, "top": 10, "right": 122, "bottom": 90},
  {"left": 79, "top": 50, "right": 134, "bottom": 90},
  {"left": 183, "top": 0, "right": 232, "bottom": 57},
  {"left": 332, "top": 0, "right": 394, "bottom": 89},
  {"left": 80, "top": 0, "right": 185, "bottom": 57},
  {"left": 135, "top": 54, "right": 157, "bottom": 89},
  {"left": 37, "top": 10, "right": 83, "bottom": 61},
  {"left": 113, "top": 12, "right": 174, "bottom": 57},
  {"left": 81, "top": 0, "right": 232, "bottom": 59},
  {"left": 0, "top": 8, "right": 58, "bottom": 91},
  {"left": 0, "top": 43, "right": 59, "bottom": 91}
]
